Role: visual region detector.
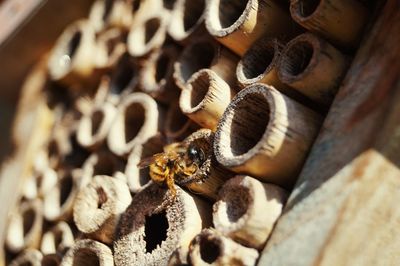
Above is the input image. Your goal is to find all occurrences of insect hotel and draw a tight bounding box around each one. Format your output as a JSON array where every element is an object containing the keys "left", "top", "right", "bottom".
[{"left": 0, "top": 0, "right": 398, "bottom": 265}]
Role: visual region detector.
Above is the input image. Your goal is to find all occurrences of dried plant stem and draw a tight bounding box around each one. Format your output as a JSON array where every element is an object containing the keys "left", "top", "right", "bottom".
[
  {"left": 60, "top": 239, "right": 114, "bottom": 266},
  {"left": 41, "top": 221, "right": 74, "bottom": 255}
]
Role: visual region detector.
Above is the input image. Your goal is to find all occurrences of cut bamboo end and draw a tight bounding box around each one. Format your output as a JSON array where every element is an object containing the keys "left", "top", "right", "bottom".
[
  {"left": 77, "top": 102, "right": 117, "bottom": 150},
  {"left": 114, "top": 184, "right": 211, "bottom": 266},
  {"left": 73, "top": 175, "right": 132, "bottom": 244},
  {"left": 23, "top": 168, "right": 58, "bottom": 200},
  {"left": 139, "top": 45, "right": 180, "bottom": 103},
  {"left": 173, "top": 37, "right": 239, "bottom": 90},
  {"left": 81, "top": 150, "right": 126, "bottom": 186},
  {"left": 43, "top": 169, "right": 79, "bottom": 221},
  {"left": 125, "top": 135, "right": 165, "bottom": 193},
  {"left": 88, "top": 0, "right": 134, "bottom": 32},
  {"left": 180, "top": 69, "right": 234, "bottom": 131},
  {"left": 60, "top": 239, "right": 114, "bottom": 266},
  {"left": 205, "top": 0, "right": 298, "bottom": 56},
  {"left": 48, "top": 20, "right": 103, "bottom": 90},
  {"left": 290, "top": 0, "right": 368, "bottom": 49},
  {"left": 127, "top": 12, "right": 169, "bottom": 58},
  {"left": 42, "top": 254, "right": 62, "bottom": 266},
  {"left": 9, "top": 249, "right": 43, "bottom": 266},
  {"left": 95, "top": 28, "right": 127, "bottom": 71},
  {"left": 188, "top": 229, "right": 259, "bottom": 266},
  {"left": 181, "top": 129, "right": 234, "bottom": 200},
  {"left": 167, "top": 0, "right": 206, "bottom": 42},
  {"left": 214, "top": 84, "right": 322, "bottom": 187},
  {"left": 277, "top": 33, "right": 349, "bottom": 107},
  {"left": 107, "top": 92, "right": 164, "bottom": 157},
  {"left": 6, "top": 199, "right": 43, "bottom": 253},
  {"left": 165, "top": 101, "right": 199, "bottom": 142},
  {"left": 168, "top": 247, "right": 190, "bottom": 266},
  {"left": 213, "top": 175, "right": 288, "bottom": 249},
  {"left": 40, "top": 221, "right": 75, "bottom": 255}
]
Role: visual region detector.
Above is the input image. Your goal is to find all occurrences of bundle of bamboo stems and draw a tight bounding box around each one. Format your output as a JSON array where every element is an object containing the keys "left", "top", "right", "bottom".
[{"left": 3, "top": 0, "right": 371, "bottom": 265}]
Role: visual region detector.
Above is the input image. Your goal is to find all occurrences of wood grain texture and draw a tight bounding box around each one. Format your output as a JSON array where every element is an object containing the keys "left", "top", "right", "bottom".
[{"left": 259, "top": 1, "right": 400, "bottom": 265}]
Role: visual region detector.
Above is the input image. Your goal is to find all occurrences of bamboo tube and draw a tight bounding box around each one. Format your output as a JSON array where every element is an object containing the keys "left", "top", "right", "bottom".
[
  {"left": 88, "top": 0, "right": 134, "bottom": 32},
  {"left": 125, "top": 135, "right": 165, "bottom": 193},
  {"left": 290, "top": 0, "right": 368, "bottom": 49},
  {"left": 42, "top": 254, "right": 62, "bottom": 266},
  {"left": 139, "top": 45, "right": 181, "bottom": 104},
  {"left": 181, "top": 129, "right": 234, "bottom": 200},
  {"left": 107, "top": 92, "right": 164, "bottom": 157},
  {"left": 168, "top": 247, "right": 189, "bottom": 266},
  {"left": 114, "top": 184, "right": 212, "bottom": 266},
  {"left": 127, "top": 12, "right": 169, "bottom": 58},
  {"left": 41, "top": 221, "right": 75, "bottom": 255},
  {"left": 173, "top": 37, "right": 239, "bottom": 90},
  {"left": 205, "top": 0, "right": 298, "bottom": 56},
  {"left": 76, "top": 102, "right": 117, "bottom": 150},
  {"left": 167, "top": 0, "right": 207, "bottom": 43},
  {"left": 165, "top": 101, "right": 199, "bottom": 142},
  {"left": 60, "top": 239, "right": 114, "bottom": 266},
  {"left": 213, "top": 175, "right": 288, "bottom": 249},
  {"left": 9, "top": 249, "right": 43, "bottom": 266},
  {"left": 48, "top": 20, "right": 105, "bottom": 90},
  {"left": 81, "top": 150, "right": 126, "bottom": 186},
  {"left": 73, "top": 175, "right": 131, "bottom": 244},
  {"left": 179, "top": 69, "right": 235, "bottom": 131},
  {"left": 23, "top": 168, "right": 58, "bottom": 200},
  {"left": 95, "top": 28, "right": 127, "bottom": 71},
  {"left": 6, "top": 199, "right": 43, "bottom": 253},
  {"left": 43, "top": 169, "right": 80, "bottom": 221},
  {"left": 188, "top": 229, "right": 259, "bottom": 266},
  {"left": 131, "top": 0, "right": 166, "bottom": 25},
  {"left": 214, "top": 84, "right": 322, "bottom": 187},
  {"left": 277, "top": 33, "right": 349, "bottom": 107}
]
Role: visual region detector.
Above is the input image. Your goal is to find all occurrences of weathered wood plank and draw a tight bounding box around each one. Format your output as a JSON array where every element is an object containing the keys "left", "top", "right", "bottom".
[{"left": 258, "top": 0, "right": 400, "bottom": 265}]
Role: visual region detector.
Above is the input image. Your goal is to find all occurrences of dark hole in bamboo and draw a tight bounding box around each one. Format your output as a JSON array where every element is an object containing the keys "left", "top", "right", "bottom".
[
  {"left": 139, "top": 168, "right": 151, "bottom": 186},
  {"left": 48, "top": 139, "right": 59, "bottom": 159},
  {"left": 91, "top": 111, "right": 104, "bottom": 136},
  {"left": 102, "top": 0, "right": 113, "bottom": 21},
  {"left": 66, "top": 31, "right": 82, "bottom": 60},
  {"left": 96, "top": 187, "right": 108, "bottom": 209},
  {"left": 242, "top": 42, "right": 275, "bottom": 79},
  {"left": 281, "top": 41, "right": 313, "bottom": 77},
  {"left": 132, "top": 0, "right": 142, "bottom": 11},
  {"left": 124, "top": 103, "right": 146, "bottom": 143},
  {"left": 72, "top": 248, "right": 100, "bottom": 266},
  {"left": 189, "top": 71, "right": 209, "bottom": 108},
  {"left": 22, "top": 208, "right": 35, "bottom": 236},
  {"left": 42, "top": 256, "right": 59, "bottom": 266},
  {"left": 180, "top": 42, "right": 215, "bottom": 83},
  {"left": 163, "top": 0, "right": 176, "bottom": 10},
  {"left": 60, "top": 175, "right": 73, "bottom": 206},
  {"left": 218, "top": 0, "right": 247, "bottom": 29},
  {"left": 53, "top": 230, "right": 63, "bottom": 250},
  {"left": 298, "top": 0, "right": 320, "bottom": 17},
  {"left": 169, "top": 106, "right": 189, "bottom": 133},
  {"left": 183, "top": 0, "right": 205, "bottom": 32},
  {"left": 155, "top": 53, "right": 171, "bottom": 83},
  {"left": 20, "top": 263, "right": 33, "bottom": 266},
  {"left": 110, "top": 55, "right": 135, "bottom": 94},
  {"left": 199, "top": 237, "right": 220, "bottom": 264},
  {"left": 225, "top": 188, "right": 250, "bottom": 222},
  {"left": 65, "top": 135, "right": 90, "bottom": 168},
  {"left": 93, "top": 155, "right": 115, "bottom": 176},
  {"left": 230, "top": 93, "right": 269, "bottom": 156},
  {"left": 144, "top": 210, "right": 169, "bottom": 253},
  {"left": 145, "top": 18, "right": 161, "bottom": 44}
]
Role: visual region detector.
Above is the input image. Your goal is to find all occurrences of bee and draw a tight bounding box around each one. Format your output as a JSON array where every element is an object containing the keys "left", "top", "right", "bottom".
[{"left": 138, "top": 142, "right": 206, "bottom": 197}]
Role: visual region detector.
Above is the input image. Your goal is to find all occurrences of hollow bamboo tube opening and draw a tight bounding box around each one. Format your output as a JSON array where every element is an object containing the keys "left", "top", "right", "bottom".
[
  {"left": 23, "top": 168, "right": 58, "bottom": 200},
  {"left": 48, "top": 20, "right": 101, "bottom": 89},
  {"left": 125, "top": 135, "right": 165, "bottom": 193},
  {"left": 42, "top": 254, "right": 62, "bottom": 266},
  {"left": 43, "top": 170, "right": 78, "bottom": 221},
  {"left": 9, "top": 249, "right": 43, "bottom": 266},
  {"left": 60, "top": 239, "right": 114, "bottom": 266},
  {"left": 95, "top": 28, "right": 127, "bottom": 71},
  {"left": 139, "top": 45, "right": 180, "bottom": 103},
  {"left": 107, "top": 92, "right": 162, "bottom": 157},
  {"left": 188, "top": 229, "right": 259, "bottom": 266},
  {"left": 114, "top": 184, "right": 211, "bottom": 266},
  {"left": 290, "top": 0, "right": 368, "bottom": 49},
  {"left": 6, "top": 199, "right": 43, "bottom": 253},
  {"left": 41, "top": 221, "right": 75, "bottom": 255},
  {"left": 165, "top": 101, "right": 198, "bottom": 142},
  {"left": 277, "top": 33, "right": 349, "bottom": 107},
  {"left": 89, "top": 0, "right": 133, "bottom": 32},
  {"left": 180, "top": 69, "right": 234, "bottom": 131},
  {"left": 205, "top": 0, "right": 297, "bottom": 56},
  {"left": 168, "top": 0, "right": 206, "bottom": 42},
  {"left": 73, "top": 175, "right": 132, "bottom": 243},
  {"left": 128, "top": 13, "right": 168, "bottom": 57},
  {"left": 214, "top": 84, "right": 322, "bottom": 187},
  {"left": 174, "top": 38, "right": 239, "bottom": 90},
  {"left": 77, "top": 102, "right": 117, "bottom": 150},
  {"left": 213, "top": 175, "right": 288, "bottom": 249}
]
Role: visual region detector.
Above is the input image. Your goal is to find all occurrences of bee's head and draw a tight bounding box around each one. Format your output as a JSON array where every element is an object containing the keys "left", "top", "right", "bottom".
[{"left": 187, "top": 144, "right": 206, "bottom": 165}]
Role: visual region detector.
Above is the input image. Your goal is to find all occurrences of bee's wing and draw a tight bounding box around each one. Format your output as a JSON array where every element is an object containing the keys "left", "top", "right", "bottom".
[{"left": 137, "top": 154, "right": 161, "bottom": 168}]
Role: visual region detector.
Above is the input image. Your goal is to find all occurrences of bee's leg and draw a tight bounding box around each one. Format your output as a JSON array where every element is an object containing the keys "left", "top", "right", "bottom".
[{"left": 166, "top": 172, "right": 176, "bottom": 198}]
